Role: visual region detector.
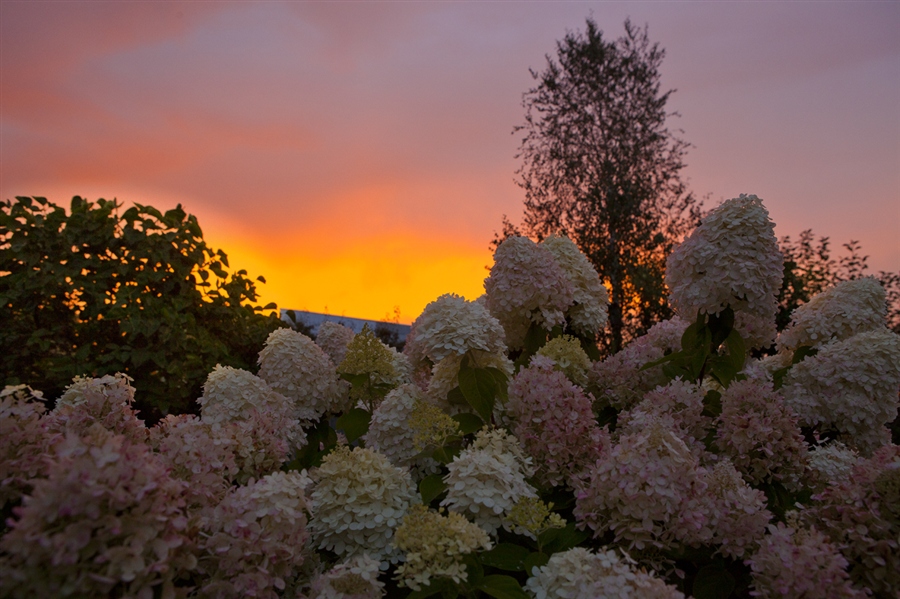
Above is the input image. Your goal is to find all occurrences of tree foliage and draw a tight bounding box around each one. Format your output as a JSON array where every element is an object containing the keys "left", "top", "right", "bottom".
[
  {"left": 0, "top": 196, "right": 285, "bottom": 422},
  {"left": 778, "top": 230, "right": 900, "bottom": 334},
  {"left": 512, "top": 18, "right": 702, "bottom": 353}
]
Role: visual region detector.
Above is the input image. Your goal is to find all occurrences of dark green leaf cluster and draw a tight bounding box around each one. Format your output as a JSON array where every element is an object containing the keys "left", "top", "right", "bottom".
[{"left": 0, "top": 196, "right": 284, "bottom": 422}]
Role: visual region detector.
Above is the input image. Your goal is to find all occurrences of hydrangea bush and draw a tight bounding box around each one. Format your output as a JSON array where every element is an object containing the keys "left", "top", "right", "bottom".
[{"left": 2, "top": 199, "right": 898, "bottom": 599}]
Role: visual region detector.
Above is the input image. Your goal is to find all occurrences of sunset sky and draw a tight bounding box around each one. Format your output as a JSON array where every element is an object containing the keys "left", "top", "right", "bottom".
[{"left": 2, "top": 1, "right": 898, "bottom": 324}]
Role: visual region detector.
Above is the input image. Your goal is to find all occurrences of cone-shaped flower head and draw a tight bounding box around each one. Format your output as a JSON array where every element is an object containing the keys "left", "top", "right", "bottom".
[
  {"left": 540, "top": 234, "right": 609, "bottom": 338},
  {"left": 666, "top": 194, "right": 783, "bottom": 348}
]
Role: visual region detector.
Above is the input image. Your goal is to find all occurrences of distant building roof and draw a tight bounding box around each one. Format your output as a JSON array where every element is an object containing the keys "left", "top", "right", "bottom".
[{"left": 280, "top": 309, "right": 410, "bottom": 344}]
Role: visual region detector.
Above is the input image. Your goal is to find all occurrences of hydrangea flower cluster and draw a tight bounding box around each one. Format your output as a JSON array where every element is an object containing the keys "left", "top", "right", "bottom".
[
  {"left": 198, "top": 471, "right": 310, "bottom": 599},
  {"left": 800, "top": 444, "right": 900, "bottom": 597},
  {"left": 535, "top": 335, "right": 592, "bottom": 387},
  {"left": 393, "top": 504, "right": 492, "bottom": 591},
  {"left": 699, "top": 460, "right": 771, "bottom": 558},
  {"left": 0, "top": 427, "right": 194, "bottom": 599},
  {"left": 777, "top": 276, "right": 887, "bottom": 352},
  {"left": 747, "top": 523, "right": 865, "bottom": 599},
  {"left": 590, "top": 316, "right": 688, "bottom": 410},
  {"left": 309, "top": 554, "right": 385, "bottom": 599},
  {"left": 666, "top": 194, "right": 783, "bottom": 348},
  {"left": 208, "top": 409, "right": 291, "bottom": 485},
  {"left": 0, "top": 387, "right": 48, "bottom": 508},
  {"left": 198, "top": 364, "right": 305, "bottom": 446},
  {"left": 149, "top": 414, "right": 238, "bottom": 510},
  {"left": 540, "top": 234, "right": 609, "bottom": 338},
  {"left": 782, "top": 327, "right": 900, "bottom": 454},
  {"left": 258, "top": 328, "right": 349, "bottom": 420},
  {"left": 806, "top": 441, "right": 860, "bottom": 491},
  {"left": 408, "top": 397, "right": 462, "bottom": 452},
  {"left": 714, "top": 378, "right": 808, "bottom": 491},
  {"left": 441, "top": 428, "right": 537, "bottom": 535},
  {"left": 524, "top": 547, "right": 684, "bottom": 599},
  {"left": 364, "top": 384, "right": 440, "bottom": 480},
  {"left": 316, "top": 321, "right": 357, "bottom": 368},
  {"left": 483, "top": 236, "right": 574, "bottom": 349},
  {"left": 308, "top": 446, "right": 416, "bottom": 562},
  {"left": 574, "top": 419, "right": 707, "bottom": 552},
  {"left": 404, "top": 293, "right": 506, "bottom": 366},
  {"left": 503, "top": 496, "right": 565, "bottom": 539},
  {"left": 617, "top": 379, "right": 711, "bottom": 451},
  {"left": 44, "top": 373, "right": 148, "bottom": 445},
  {"left": 507, "top": 356, "right": 608, "bottom": 488}
]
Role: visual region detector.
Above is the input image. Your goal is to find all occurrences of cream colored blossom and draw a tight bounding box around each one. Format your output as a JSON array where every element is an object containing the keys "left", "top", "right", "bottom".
[
  {"left": 484, "top": 236, "right": 574, "bottom": 349},
  {"left": 308, "top": 446, "right": 417, "bottom": 563},
  {"left": 806, "top": 441, "right": 860, "bottom": 491},
  {"left": 504, "top": 496, "right": 565, "bottom": 539},
  {"left": 540, "top": 234, "right": 609, "bottom": 338},
  {"left": 525, "top": 547, "right": 684, "bottom": 599},
  {"left": 56, "top": 372, "right": 134, "bottom": 409},
  {"left": 408, "top": 398, "right": 461, "bottom": 452},
  {"left": 338, "top": 325, "right": 404, "bottom": 411},
  {"left": 393, "top": 505, "right": 492, "bottom": 591},
  {"left": 536, "top": 335, "right": 592, "bottom": 387},
  {"left": 258, "top": 328, "right": 349, "bottom": 420},
  {"left": 666, "top": 194, "right": 783, "bottom": 348},
  {"left": 364, "top": 384, "right": 440, "bottom": 480},
  {"left": 441, "top": 428, "right": 536, "bottom": 535},
  {"left": 316, "top": 321, "right": 357, "bottom": 368},
  {"left": 405, "top": 293, "right": 507, "bottom": 366},
  {"left": 310, "top": 554, "right": 385, "bottom": 599},
  {"left": 782, "top": 327, "right": 900, "bottom": 455},
  {"left": 778, "top": 276, "right": 887, "bottom": 352},
  {"left": 198, "top": 364, "right": 306, "bottom": 447}
]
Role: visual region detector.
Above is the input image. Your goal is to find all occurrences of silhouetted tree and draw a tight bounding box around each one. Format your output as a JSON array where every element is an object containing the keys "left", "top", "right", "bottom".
[{"left": 512, "top": 18, "right": 702, "bottom": 353}]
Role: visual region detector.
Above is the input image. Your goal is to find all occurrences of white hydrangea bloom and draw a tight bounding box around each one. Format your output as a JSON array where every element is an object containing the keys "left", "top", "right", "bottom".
[
  {"left": 56, "top": 373, "right": 134, "bottom": 409},
  {"left": 782, "top": 327, "right": 900, "bottom": 454},
  {"left": 198, "top": 364, "right": 305, "bottom": 447},
  {"left": 308, "top": 446, "right": 417, "bottom": 563},
  {"left": 484, "top": 236, "right": 574, "bottom": 349},
  {"left": 698, "top": 460, "right": 771, "bottom": 559},
  {"left": 393, "top": 504, "right": 492, "bottom": 591},
  {"left": 525, "top": 547, "right": 684, "bottom": 599},
  {"left": 258, "top": 328, "right": 349, "bottom": 421},
  {"left": 777, "top": 276, "right": 887, "bottom": 352},
  {"left": 405, "top": 293, "right": 507, "bottom": 365},
  {"left": 666, "top": 194, "right": 783, "bottom": 348},
  {"left": 806, "top": 441, "right": 860, "bottom": 491},
  {"left": 364, "top": 384, "right": 439, "bottom": 480},
  {"left": 540, "top": 234, "right": 609, "bottom": 338},
  {"left": 309, "top": 554, "right": 385, "bottom": 599},
  {"left": 441, "top": 428, "right": 537, "bottom": 536},
  {"left": 316, "top": 321, "right": 357, "bottom": 368}
]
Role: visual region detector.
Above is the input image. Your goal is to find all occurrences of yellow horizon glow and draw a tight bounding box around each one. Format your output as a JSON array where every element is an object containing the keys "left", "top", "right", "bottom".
[{"left": 204, "top": 227, "right": 494, "bottom": 325}]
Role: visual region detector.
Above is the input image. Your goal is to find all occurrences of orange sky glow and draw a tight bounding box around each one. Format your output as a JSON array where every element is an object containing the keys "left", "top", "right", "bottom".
[{"left": 2, "top": 2, "right": 898, "bottom": 324}]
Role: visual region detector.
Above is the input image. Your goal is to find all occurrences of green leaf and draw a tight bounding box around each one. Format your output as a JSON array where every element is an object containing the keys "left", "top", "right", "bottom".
[
  {"left": 432, "top": 445, "right": 461, "bottom": 465},
  {"left": 405, "top": 578, "right": 455, "bottom": 598},
  {"left": 458, "top": 363, "right": 498, "bottom": 423},
  {"left": 477, "top": 575, "right": 530, "bottom": 599},
  {"left": 446, "top": 386, "right": 468, "bottom": 407},
  {"left": 419, "top": 474, "right": 448, "bottom": 505},
  {"left": 452, "top": 412, "right": 484, "bottom": 435},
  {"left": 484, "top": 367, "right": 509, "bottom": 402},
  {"left": 792, "top": 345, "right": 818, "bottom": 364},
  {"left": 538, "top": 523, "right": 589, "bottom": 554},
  {"left": 462, "top": 554, "right": 484, "bottom": 586},
  {"left": 692, "top": 563, "right": 735, "bottom": 599},
  {"left": 335, "top": 408, "right": 371, "bottom": 443},
  {"left": 523, "top": 321, "right": 548, "bottom": 357},
  {"left": 480, "top": 543, "right": 530, "bottom": 572},
  {"left": 702, "top": 389, "right": 723, "bottom": 419},
  {"left": 522, "top": 552, "right": 549, "bottom": 576}
]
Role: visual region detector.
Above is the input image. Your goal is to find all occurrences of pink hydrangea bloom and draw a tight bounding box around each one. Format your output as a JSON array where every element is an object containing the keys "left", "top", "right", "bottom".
[
  {"left": 539, "top": 234, "right": 609, "bottom": 339},
  {"left": 484, "top": 236, "right": 574, "bottom": 349},
  {"left": 198, "top": 471, "right": 310, "bottom": 599},
  {"left": 714, "top": 378, "right": 808, "bottom": 491},
  {"left": 309, "top": 554, "right": 385, "bottom": 599},
  {"left": 697, "top": 460, "right": 771, "bottom": 559},
  {"left": 590, "top": 317, "right": 688, "bottom": 411},
  {"left": 800, "top": 444, "right": 900, "bottom": 597},
  {"left": 617, "top": 379, "right": 711, "bottom": 451},
  {"left": 316, "top": 321, "right": 357, "bottom": 368},
  {"left": 0, "top": 386, "right": 49, "bottom": 508},
  {"left": 0, "top": 427, "right": 194, "bottom": 598},
  {"left": 747, "top": 523, "right": 864, "bottom": 599},
  {"left": 666, "top": 194, "right": 783, "bottom": 349},
  {"left": 575, "top": 419, "right": 708, "bottom": 552},
  {"left": 507, "top": 356, "right": 608, "bottom": 489}
]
